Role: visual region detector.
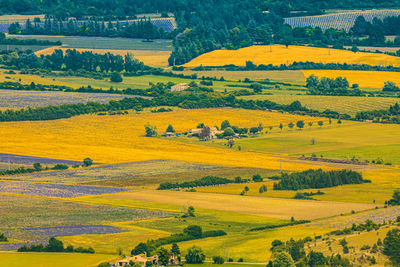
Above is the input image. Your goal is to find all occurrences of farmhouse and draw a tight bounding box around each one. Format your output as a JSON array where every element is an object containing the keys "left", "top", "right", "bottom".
[
  {"left": 170, "top": 83, "right": 189, "bottom": 92},
  {"left": 188, "top": 126, "right": 223, "bottom": 139},
  {"left": 113, "top": 254, "right": 158, "bottom": 267}
]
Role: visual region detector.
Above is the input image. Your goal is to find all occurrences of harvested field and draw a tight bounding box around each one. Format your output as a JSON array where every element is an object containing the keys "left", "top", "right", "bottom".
[{"left": 95, "top": 189, "right": 376, "bottom": 220}]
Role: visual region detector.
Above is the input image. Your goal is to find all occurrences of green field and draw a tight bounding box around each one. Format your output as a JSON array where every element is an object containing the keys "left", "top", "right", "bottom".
[
  {"left": 239, "top": 94, "right": 400, "bottom": 115},
  {"left": 8, "top": 35, "right": 173, "bottom": 51},
  {"left": 0, "top": 44, "right": 52, "bottom": 52}
]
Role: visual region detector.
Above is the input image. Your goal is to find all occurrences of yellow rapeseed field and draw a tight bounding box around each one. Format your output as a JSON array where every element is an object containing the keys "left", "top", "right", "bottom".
[
  {"left": 302, "top": 70, "right": 400, "bottom": 89},
  {"left": 0, "top": 108, "right": 328, "bottom": 171},
  {"left": 183, "top": 45, "right": 400, "bottom": 67},
  {"left": 35, "top": 47, "right": 171, "bottom": 67}
]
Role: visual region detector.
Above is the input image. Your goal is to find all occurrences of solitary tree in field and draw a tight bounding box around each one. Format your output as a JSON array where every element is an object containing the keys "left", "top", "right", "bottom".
[
  {"left": 110, "top": 72, "right": 123, "bottom": 82},
  {"left": 166, "top": 124, "right": 175, "bottom": 132},
  {"left": 279, "top": 123, "right": 283, "bottom": 131},
  {"left": 296, "top": 120, "right": 304, "bottom": 129},
  {"left": 318, "top": 121, "right": 324, "bottom": 127},
  {"left": 145, "top": 124, "right": 157, "bottom": 137},
  {"left": 83, "top": 158, "right": 93, "bottom": 167},
  {"left": 308, "top": 122, "right": 313, "bottom": 127},
  {"left": 288, "top": 122, "right": 294, "bottom": 129}
]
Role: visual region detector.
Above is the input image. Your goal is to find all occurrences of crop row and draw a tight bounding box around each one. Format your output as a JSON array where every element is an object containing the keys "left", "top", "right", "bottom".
[{"left": 284, "top": 9, "right": 400, "bottom": 31}]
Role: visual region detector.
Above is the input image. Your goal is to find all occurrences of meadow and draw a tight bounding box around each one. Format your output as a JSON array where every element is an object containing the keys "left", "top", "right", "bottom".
[
  {"left": 301, "top": 70, "right": 400, "bottom": 90},
  {"left": 182, "top": 45, "right": 400, "bottom": 68},
  {"left": 239, "top": 94, "right": 400, "bottom": 115}
]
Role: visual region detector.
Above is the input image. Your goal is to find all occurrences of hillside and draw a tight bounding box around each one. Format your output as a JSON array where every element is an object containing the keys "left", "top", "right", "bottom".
[{"left": 183, "top": 45, "right": 400, "bottom": 67}]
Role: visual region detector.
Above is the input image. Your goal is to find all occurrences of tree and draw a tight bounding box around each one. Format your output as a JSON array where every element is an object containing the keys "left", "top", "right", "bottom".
[
  {"left": 288, "top": 122, "right": 294, "bottom": 129},
  {"left": 171, "top": 243, "right": 180, "bottom": 256},
  {"left": 306, "top": 75, "right": 319, "bottom": 89},
  {"left": 197, "top": 123, "right": 205, "bottom": 128},
  {"left": 33, "top": 162, "right": 42, "bottom": 171},
  {"left": 183, "top": 225, "right": 202, "bottom": 238},
  {"left": 157, "top": 247, "right": 170, "bottom": 266},
  {"left": 223, "top": 127, "right": 235, "bottom": 137},
  {"left": 306, "top": 251, "right": 327, "bottom": 266},
  {"left": 272, "top": 252, "right": 295, "bottom": 267},
  {"left": 83, "top": 158, "right": 93, "bottom": 167},
  {"left": 185, "top": 246, "right": 205, "bottom": 264},
  {"left": 145, "top": 124, "right": 157, "bottom": 137},
  {"left": 131, "top": 242, "right": 150, "bottom": 256},
  {"left": 389, "top": 189, "right": 400, "bottom": 205},
  {"left": 296, "top": 120, "right": 304, "bottom": 129},
  {"left": 110, "top": 72, "right": 123, "bottom": 82},
  {"left": 46, "top": 237, "right": 64, "bottom": 252},
  {"left": 252, "top": 174, "right": 263, "bottom": 182},
  {"left": 279, "top": 123, "right": 283, "bottom": 131},
  {"left": 383, "top": 81, "right": 399, "bottom": 92},
  {"left": 213, "top": 256, "right": 225, "bottom": 264},
  {"left": 221, "top": 120, "right": 231, "bottom": 130},
  {"left": 166, "top": 124, "right": 175, "bottom": 132},
  {"left": 317, "top": 121, "right": 323, "bottom": 127}
]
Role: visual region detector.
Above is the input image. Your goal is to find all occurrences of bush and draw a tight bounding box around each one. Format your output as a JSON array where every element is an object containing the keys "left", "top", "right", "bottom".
[
  {"left": 213, "top": 256, "right": 225, "bottom": 264},
  {"left": 110, "top": 72, "right": 123, "bottom": 83},
  {"left": 252, "top": 174, "right": 263, "bottom": 182},
  {"left": 185, "top": 246, "right": 205, "bottom": 264}
]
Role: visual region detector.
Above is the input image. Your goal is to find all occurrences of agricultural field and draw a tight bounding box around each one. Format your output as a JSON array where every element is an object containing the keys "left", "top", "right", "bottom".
[
  {"left": 301, "top": 70, "right": 400, "bottom": 90},
  {"left": 239, "top": 94, "right": 400, "bottom": 115},
  {"left": 81, "top": 189, "right": 375, "bottom": 220},
  {"left": 0, "top": 194, "right": 169, "bottom": 228},
  {"left": 182, "top": 45, "right": 400, "bottom": 68},
  {"left": 177, "top": 70, "right": 306, "bottom": 84},
  {"left": 35, "top": 47, "right": 171, "bottom": 67},
  {"left": 284, "top": 9, "right": 400, "bottom": 31},
  {"left": 3, "top": 159, "right": 278, "bottom": 187},
  {"left": 8, "top": 35, "right": 173, "bottom": 51},
  {"left": 0, "top": 180, "right": 130, "bottom": 198},
  {"left": 0, "top": 89, "right": 142, "bottom": 110},
  {"left": 0, "top": 253, "right": 117, "bottom": 267},
  {"left": 0, "top": 108, "right": 334, "bottom": 171}
]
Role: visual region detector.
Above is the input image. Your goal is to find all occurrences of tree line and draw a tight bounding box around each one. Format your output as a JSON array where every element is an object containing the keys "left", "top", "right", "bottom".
[
  {"left": 18, "top": 237, "right": 94, "bottom": 254},
  {"left": 355, "top": 102, "right": 400, "bottom": 123},
  {"left": 0, "top": 32, "right": 61, "bottom": 46},
  {"left": 189, "top": 61, "right": 400, "bottom": 73},
  {"left": 131, "top": 225, "right": 226, "bottom": 256},
  {"left": 273, "top": 169, "right": 370, "bottom": 190},
  {"left": 305, "top": 75, "right": 362, "bottom": 96},
  {"left": 158, "top": 176, "right": 234, "bottom": 190},
  {"left": 4, "top": 49, "right": 150, "bottom": 73},
  {"left": 9, "top": 18, "right": 169, "bottom": 40}
]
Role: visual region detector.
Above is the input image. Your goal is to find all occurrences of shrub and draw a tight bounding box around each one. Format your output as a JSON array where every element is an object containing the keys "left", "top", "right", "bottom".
[
  {"left": 185, "top": 246, "right": 205, "bottom": 264},
  {"left": 252, "top": 174, "right": 263, "bottom": 182},
  {"left": 213, "top": 256, "right": 225, "bottom": 264},
  {"left": 110, "top": 72, "right": 123, "bottom": 83}
]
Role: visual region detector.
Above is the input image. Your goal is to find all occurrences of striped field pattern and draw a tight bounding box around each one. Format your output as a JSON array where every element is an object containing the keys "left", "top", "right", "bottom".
[{"left": 284, "top": 9, "right": 400, "bottom": 31}]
